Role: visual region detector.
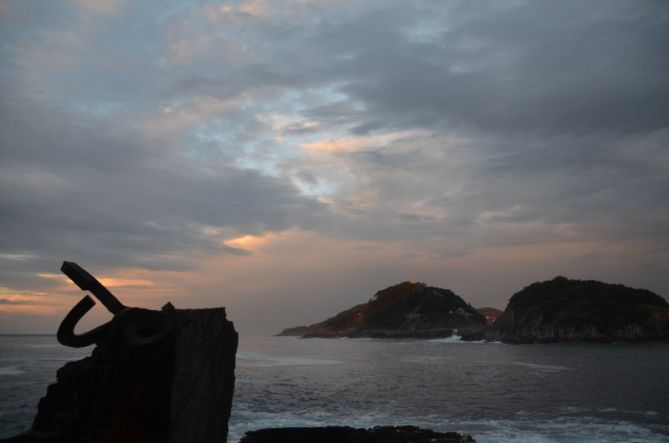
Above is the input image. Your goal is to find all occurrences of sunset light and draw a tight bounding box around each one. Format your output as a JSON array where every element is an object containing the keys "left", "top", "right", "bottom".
[{"left": 1, "top": 1, "right": 668, "bottom": 441}]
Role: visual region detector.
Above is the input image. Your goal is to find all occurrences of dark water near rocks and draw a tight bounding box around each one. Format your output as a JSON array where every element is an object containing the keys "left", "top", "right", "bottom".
[{"left": 1, "top": 335, "right": 668, "bottom": 442}]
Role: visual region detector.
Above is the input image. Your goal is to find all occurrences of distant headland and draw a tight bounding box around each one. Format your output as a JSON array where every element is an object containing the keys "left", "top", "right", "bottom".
[
  {"left": 279, "top": 281, "right": 487, "bottom": 339},
  {"left": 279, "top": 277, "right": 669, "bottom": 343},
  {"left": 486, "top": 276, "right": 669, "bottom": 343}
]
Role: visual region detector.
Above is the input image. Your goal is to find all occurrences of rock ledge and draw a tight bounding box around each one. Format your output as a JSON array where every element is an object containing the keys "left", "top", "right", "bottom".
[{"left": 240, "top": 425, "right": 475, "bottom": 443}]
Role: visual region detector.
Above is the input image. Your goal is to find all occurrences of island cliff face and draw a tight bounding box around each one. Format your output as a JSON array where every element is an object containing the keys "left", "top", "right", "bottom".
[
  {"left": 279, "top": 282, "right": 487, "bottom": 338},
  {"left": 486, "top": 276, "right": 669, "bottom": 343}
]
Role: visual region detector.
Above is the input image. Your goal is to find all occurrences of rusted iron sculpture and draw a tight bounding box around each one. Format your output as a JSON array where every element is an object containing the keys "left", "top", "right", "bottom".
[
  {"left": 54, "top": 261, "right": 178, "bottom": 435},
  {"left": 3, "top": 262, "right": 237, "bottom": 442},
  {"left": 57, "top": 261, "right": 175, "bottom": 350}
]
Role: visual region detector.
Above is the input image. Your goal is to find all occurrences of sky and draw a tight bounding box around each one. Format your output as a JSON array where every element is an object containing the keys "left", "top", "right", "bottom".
[{"left": 1, "top": 0, "right": 668, "bottom": 335}]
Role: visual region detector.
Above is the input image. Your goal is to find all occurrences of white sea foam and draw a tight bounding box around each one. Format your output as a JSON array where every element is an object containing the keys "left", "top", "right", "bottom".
[
  {"left": 508, "top": 362, "right": 571, "bottom": 372},
  {"left": 597, "top": 407, "right": 660, "bottom": 417},
  {"left": 467, "top": 417, "right": 669, "bottom": 443},
  {"left": 400, "top": 355, "right": 453, "bottom": 364},
  {"left": 427, "top": 336, "right": 501, "bottom": 345},
  {"left": 0, "top": 366, "right": 24, "bottom": 376},
  {"left": 428, "top": 335, "right": 465, "bottom": 344},
  {"left": 228, "top": 412, "right": 669, "bottom": 443}
]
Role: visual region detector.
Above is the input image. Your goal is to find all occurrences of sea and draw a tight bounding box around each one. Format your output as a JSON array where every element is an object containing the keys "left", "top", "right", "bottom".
[{"left": 1, "top": 334, "right": 668, "bottom": 443}]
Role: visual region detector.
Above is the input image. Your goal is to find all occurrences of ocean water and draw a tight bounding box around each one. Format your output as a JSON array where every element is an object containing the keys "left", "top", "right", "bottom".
[
  {"left": 0, "top": 335, "right": 90, "bottom": 438},
  {"left": 1, "top": 335, "right": 668, "bottom": 442}
]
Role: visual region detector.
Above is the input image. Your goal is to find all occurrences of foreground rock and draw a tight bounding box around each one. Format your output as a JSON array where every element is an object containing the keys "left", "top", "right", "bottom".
[
  {"left": 486, "top": 276, "right": 669, "bottom": 343},
  {"left": 278, "top": 282, "right": 486, "bottom": 339},
  {"left": 240, "top": 426, "right": 475, "bottom": 442},
  {"left": 1, "top": 308, "right": 238, "bottom": 443}
]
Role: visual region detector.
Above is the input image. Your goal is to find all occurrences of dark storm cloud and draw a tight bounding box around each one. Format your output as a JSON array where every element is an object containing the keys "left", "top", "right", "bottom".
[
  {"left": 337, "top": 128, "right": 669, "bottom": 251},
  {"left": 286, "top": 0, "right": 669, "bottom": 255},
  {"left": 1, "top": 0, "right": 668, "bottom": 308},
  {"left": 299, "top": 1, "right": 669, "bottom": 136},
  {"left": 0, "top": 89, "right": 324, "bottom": 288},
  {"left": 153, "top": 1, "right": 669, "bottom": 137}
]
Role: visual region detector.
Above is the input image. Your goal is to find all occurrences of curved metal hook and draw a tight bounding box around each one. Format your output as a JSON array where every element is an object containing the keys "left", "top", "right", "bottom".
[
  {"left": 57, "top": 262, "right": 176, "bottom": 349},
  {"left": 61, "top": 261, "right": 125, "bottom": 314},
  {"left": 57, "top": 295, "right": 112, "bottom": 347},
  {"left": 57, "top": 261, "right": 126, "bottom": 348}
]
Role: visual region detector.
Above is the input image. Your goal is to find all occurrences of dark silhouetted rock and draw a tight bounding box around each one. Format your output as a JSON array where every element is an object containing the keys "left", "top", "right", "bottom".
[
  {"left": 1, "top": 308, "right": 237, "bottom": 443},
  {"left": 485, "top": 276, "right": 669, "bottom": 343},
  {"left": 169, "top": 308, "right": 238, "bottom": 443},
  {"left": 278, "top": 282, "right": 486, "bottom": 338},
  {"left": 240, "top": 426, "right": 475, "bottom": 443}
]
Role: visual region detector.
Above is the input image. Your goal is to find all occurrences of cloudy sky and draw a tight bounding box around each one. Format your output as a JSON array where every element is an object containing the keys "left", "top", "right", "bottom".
[{"left": 1, "top": 0, "right": 668, "bottom": 334}]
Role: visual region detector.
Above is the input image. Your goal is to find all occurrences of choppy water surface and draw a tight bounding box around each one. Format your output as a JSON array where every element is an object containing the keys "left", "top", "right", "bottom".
[
  {"left": 1, "top": 335, "right": 668, "bottom": 442},
  {"left": 0, "top": 335, "right": 89, "bottom": 438},
  {"left": 231, "top": 336, "right": 669, "bottom": 443}
]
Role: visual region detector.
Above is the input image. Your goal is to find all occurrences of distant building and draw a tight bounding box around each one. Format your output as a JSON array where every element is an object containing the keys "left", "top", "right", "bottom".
[{"left": 476, "top": 307, "right": 503, "bottom": 325}]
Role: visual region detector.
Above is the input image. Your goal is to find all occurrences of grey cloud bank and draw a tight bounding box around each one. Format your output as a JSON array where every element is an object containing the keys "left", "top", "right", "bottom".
[{"left": 0, "top": 0, "right": 667, "bottom": 333}]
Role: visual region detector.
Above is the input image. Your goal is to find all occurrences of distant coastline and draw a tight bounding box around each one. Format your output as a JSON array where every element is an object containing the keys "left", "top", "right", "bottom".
[
  {"left": 278, "top": 281, "right": 487, "bottom": 339},
  {"left": 279, "top": 277, "right": 669, "bottom": 343}
]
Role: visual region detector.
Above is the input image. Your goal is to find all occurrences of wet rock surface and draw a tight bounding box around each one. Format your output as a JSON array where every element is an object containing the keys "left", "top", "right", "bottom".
[{"left": 239, "top": 426, "right": 476, "bottom": 443}]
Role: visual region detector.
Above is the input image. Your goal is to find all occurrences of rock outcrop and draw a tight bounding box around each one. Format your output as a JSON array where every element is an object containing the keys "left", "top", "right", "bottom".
[
  {"left": 486, "top": 276, "right": 669, "bottom": 343},
  {"left": 240, "top": 426, "right": 475, "bottom": 442},
  {"left": 1, "top": 308, "right": 238, "bottom": 443},
  {"left": 278, "top": 282, "right": 487, "bottom": 338}
]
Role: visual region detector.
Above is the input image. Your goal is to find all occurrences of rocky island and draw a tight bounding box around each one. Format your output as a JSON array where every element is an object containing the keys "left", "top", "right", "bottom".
[
  {"left": 278, "top": 281, "right": 487, "bottom": 339},
  {"left": 486, "top": 276, "right": 669, "bottom": 343},
  {"left": 281, "top": 277, "right": 669, "bottom": 344}
]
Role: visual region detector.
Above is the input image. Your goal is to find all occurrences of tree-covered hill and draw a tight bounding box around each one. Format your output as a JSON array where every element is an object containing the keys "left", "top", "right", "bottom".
[
  {"left": 279, "top": 281, "right": 486, "bottom": 338},
  {"left": 487, "top": 276, "right": 669, "bottom": 343}
]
